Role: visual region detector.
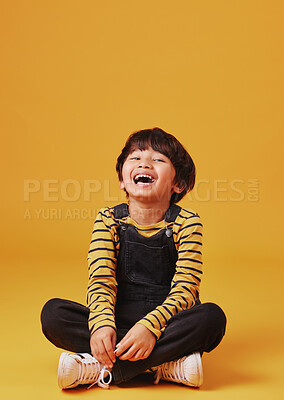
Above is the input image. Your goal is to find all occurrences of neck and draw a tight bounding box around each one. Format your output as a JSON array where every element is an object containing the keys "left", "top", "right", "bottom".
[{"left": 128, "top": 199, "right": 171, "bottom": 225}]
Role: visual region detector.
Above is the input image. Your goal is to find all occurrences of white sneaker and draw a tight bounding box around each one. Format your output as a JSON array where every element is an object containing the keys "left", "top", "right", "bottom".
[
  {"left": 153, "top": 352, "right": 203, "bottom": 387},
  {"left": 57, "top": 352, "right": 112, "bottom": 389}
]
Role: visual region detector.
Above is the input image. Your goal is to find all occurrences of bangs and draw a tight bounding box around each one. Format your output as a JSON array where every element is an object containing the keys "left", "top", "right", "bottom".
[{"left": 127, "top": 130, "right": 173, "bottom": 160}]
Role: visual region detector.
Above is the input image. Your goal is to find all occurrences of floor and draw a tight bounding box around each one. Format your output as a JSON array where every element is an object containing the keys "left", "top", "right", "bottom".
[{"left": 1, "top": 256, "right": 283, "bottom": 400}]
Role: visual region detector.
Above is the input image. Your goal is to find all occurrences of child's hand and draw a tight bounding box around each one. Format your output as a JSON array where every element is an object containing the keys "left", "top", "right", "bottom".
[
  {"left": 115, "top": 323, "right": 156, "bottom": 361},
  {"left": 90, "top": 326, "right": 117, "bottom": 369}
]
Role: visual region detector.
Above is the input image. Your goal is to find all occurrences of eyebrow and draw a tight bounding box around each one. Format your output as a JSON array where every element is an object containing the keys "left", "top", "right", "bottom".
[{"left": 127, "top": 147, "right": 169, "bottom": 159}]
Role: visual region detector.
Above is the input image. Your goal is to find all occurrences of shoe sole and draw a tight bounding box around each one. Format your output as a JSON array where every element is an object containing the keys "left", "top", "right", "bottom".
[
  {"left": 58, "top": 352, "right": 77, "bottom": 389},
  {"left": 192, "top": 352, "right": 203, "bottom": 387}
]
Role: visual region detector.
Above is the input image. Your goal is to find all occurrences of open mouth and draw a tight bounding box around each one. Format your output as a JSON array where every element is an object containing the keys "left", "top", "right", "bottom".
[{"left": 133, "top": 174, "right": 155, "bottom": 185}]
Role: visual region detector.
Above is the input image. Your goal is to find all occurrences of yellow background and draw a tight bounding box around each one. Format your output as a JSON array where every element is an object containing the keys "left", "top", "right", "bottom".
[{"left": 1, "top": 1, "right": 283, "bottom": 399}]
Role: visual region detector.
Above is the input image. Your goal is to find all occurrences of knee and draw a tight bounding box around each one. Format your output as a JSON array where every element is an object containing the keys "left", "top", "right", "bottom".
[
  {"left": 40, "top": 298, "right": 63, "bottom": 335},
  {"left": 202, "top": 302, "right": 227, "bottom": 333}
]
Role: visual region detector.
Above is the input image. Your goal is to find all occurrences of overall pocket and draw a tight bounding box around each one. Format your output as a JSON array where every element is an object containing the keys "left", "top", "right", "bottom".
[{"left": 125, "top": 240, "right": 175, "bottom": 285}]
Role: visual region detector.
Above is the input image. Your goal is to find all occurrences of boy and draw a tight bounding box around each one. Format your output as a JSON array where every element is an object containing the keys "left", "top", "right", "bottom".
[{"left": 41, "top": 127, "right": 226, "bottom": 389}]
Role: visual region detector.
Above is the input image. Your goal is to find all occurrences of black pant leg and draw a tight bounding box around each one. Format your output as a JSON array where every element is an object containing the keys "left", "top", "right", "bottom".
[
  {"left": 40, "top": 299, "right": 226, "bottom": 385},
  {"left": 112, "top": 302, "right": 227, "bottom": 384},
  {"left": 40, "top": 298, "right": 92, "bottom": 353}
]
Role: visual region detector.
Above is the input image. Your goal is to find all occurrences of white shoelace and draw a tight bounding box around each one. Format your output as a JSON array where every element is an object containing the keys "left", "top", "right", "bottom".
[
  {"left": 154, "top": 358, "right": 184, "bottom": 384},
  {"left": 77, "top": 357, "right": 112, "bottom": 389}
]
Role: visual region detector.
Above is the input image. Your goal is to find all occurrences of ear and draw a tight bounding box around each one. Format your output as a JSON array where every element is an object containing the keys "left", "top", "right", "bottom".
[
  {"left": 172, "top": 183, "right": 185, "bottom": 194},
  {"left": 119, "top": 180, "right": 125, "bottom": 190}
]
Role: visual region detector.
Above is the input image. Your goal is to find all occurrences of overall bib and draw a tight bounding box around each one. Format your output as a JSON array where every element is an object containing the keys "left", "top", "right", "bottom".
[{"left": 113, "top": 202, "right": 200, "bottom": 332}]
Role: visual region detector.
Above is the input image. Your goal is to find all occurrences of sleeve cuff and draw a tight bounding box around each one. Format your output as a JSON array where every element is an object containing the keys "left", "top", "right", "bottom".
[
  {"left": 88, "top": 318, "right": 116, "bottom": 336},
  {"left": 137, "top": 319, "right": 163, "bottom": 340}
]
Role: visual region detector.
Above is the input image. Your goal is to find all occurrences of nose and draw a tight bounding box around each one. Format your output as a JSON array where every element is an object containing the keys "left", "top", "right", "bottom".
[{"left": 138, "top": 160, "right": 152, "bottom": 169}]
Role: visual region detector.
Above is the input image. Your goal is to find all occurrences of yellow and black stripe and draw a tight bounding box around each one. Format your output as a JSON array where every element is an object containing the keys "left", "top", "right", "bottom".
[{"left": 87, "top": 205, "right": 203, "bottom": 339}]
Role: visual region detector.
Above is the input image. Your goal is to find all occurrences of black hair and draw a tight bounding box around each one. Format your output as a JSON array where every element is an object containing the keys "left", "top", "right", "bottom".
[{"left": 116, "top": 127, "right": 196, "bottom": 203}]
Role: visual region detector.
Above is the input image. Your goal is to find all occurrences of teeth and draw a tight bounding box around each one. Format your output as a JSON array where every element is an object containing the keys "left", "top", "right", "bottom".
[{"left": 134, "top": 174, "right": 155, "bottom": 184}]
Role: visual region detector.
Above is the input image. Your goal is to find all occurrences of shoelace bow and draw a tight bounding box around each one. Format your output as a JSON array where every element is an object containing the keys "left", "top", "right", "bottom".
[
  {"left": 154, "top": 358, "right": 184, "bottom": 384},
  {"left": 77, "top": 358, "right": 112, "bottom": 389}
]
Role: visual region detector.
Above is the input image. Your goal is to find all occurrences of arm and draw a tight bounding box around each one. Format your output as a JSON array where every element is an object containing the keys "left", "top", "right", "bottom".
[
  {"left": 87, "top": 208, "right": 118, "bottom": 366},
  {"left": 137, "top": 212, "right": 203, "bottom": 339}
]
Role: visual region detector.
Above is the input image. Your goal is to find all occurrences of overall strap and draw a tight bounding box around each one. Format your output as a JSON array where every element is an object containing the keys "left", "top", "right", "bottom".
[
  {"left": 113, "top": 203, "right": 129, "bottom": 220},
  {"left": 164, "top": 203, "right": 181, "bottom": 223}
]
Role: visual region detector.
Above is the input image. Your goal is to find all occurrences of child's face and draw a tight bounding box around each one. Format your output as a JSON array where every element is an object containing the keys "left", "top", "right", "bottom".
[{"left": 120, "top": 146, "right": 182, "bottom": 204}]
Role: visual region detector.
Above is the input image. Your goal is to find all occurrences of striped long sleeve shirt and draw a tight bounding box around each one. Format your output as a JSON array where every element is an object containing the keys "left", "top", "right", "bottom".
[{"left": 87, "top": 204, "right": 203, "bottom": 339}]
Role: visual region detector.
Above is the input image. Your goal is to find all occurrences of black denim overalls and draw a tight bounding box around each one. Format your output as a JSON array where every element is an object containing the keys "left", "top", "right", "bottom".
[
  {"left": 41, "top": 202, "right": 226, "bottom": 384},
  {"left": 113, "top": 202, "right": 197, "bottom": 331}
]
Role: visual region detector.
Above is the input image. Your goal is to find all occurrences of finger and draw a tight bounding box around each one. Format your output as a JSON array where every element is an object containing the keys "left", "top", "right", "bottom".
[
  {"left": 128, "top": 348, "right": 145, "bottom": 361},
  {"left": 91, "top": 338, "right": 99, "bottom": 358},
  {"left": 115, "top": 336, "right": 127, "bottom": 350},
  {"left": 111, "top": 332, "right": 117, "bottom": 349},
  {"left": 115, "top": 328, "right": 132, "bottom": 349},
  {"left": 111, "top": 333, "right": 117, "bottom": 363},
  {"left": 92, "top": 343, "right": 103, "bottom": 364},
  {"left": 118, "top": 344, "right": 139, "bottom": 360},
  {"left": 129, "top": 345, "right": 153, "bottom": 361},
  {"left": 100, "top": 342, "right": 114, "bottom": 369},
  {"left": 92, "top": 341, "right": 104, "bottom": 364},
  {"left": 115, "top": 338, "right": 132, "bottom": 357},
  {"left": 140, "top": 349, "right": 150, "bottom": 359},
  {"left": 95, "top": 340, "right": 113, "bottom": 369},
  {"left": 103, "top": 336, "right": 116, "bottom": 364}
]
